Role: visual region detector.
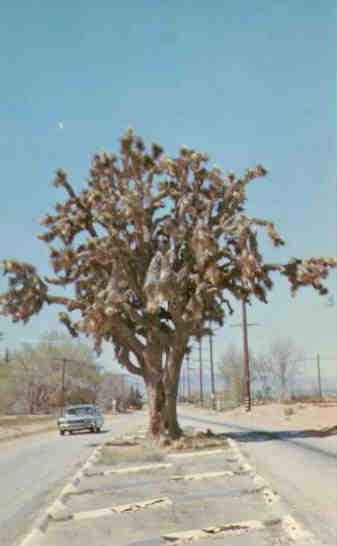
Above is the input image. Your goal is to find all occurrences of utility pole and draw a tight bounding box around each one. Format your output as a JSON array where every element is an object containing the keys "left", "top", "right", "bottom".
[
  {"left": 209, "top": 325, "right": 216, "bottom": 410},
  {"left": 289, "top": 355, "right": 335, "bottom": 398},
  {"left": 52, "top": 356, "right": 82, "bottom": 415},
  {"left": 231, "top": 301, "right": 260, "bottom": 412},
  {"left": 60, "top": 358, "right": 66, "bottom": 415},
  {"left": 316, "top": 353, "right": 322, "bottom": 399},
  {"left": 241, "top": 300, "right": 251, "bottom": 411},
  {"left": 198, "top": 338, "right": 204, "bottom": 406},
  {"left": 54, "top": 358, "right": 74, "bottom": 416},
  {"left": 186, "top": 350, "right": 191, "bottom": 401},
  {"left": 52, "top": 357, "right": 69, "bottom": 416}
]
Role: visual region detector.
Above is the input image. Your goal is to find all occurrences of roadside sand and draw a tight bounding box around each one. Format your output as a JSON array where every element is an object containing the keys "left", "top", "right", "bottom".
[
  {"left": 217, "top": 401, "right": 336, "bottom": 432},
  {"left": 0, "top": 415, "right": 56, "bottom": 443}
]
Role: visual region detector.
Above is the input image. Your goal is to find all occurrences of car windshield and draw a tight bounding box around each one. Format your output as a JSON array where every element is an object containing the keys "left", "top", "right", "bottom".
[{"left": 65, "top": 407, "right": 95, "bottom": 416}]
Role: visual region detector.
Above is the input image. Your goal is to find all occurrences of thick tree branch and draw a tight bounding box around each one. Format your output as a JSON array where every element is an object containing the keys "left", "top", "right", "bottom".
[
  {"left": 115, "top": 347, "right": 143, "bottom": 376},
  {"left": 45, "top": 294, "right": 84, "bottom": 311}
]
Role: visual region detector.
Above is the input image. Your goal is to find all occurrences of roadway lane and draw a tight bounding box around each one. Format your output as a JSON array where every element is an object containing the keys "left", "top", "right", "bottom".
[
  {"left": 0, "top": 412, "right": 146, "bottom": 546},
  {"left": 179, "top": 407, "right": 337, "bottom": 545}
]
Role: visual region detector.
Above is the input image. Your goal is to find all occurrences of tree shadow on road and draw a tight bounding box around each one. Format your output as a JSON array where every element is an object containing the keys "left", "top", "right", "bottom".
[
  {"left": 182, "top": 415, "right": 336, "bottom": 444},
  {"left": 217, "top": 425, "right": 337, "bottom": 444}
]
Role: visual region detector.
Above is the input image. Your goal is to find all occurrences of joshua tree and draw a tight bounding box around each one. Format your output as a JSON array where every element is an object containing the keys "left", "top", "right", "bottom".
[{"left": 0, "top": 129, "right": 335, "bottom": 439}]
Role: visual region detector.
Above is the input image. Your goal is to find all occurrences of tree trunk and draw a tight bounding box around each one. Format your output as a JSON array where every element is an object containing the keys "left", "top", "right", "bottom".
[
  {"left": 144, "top": 338, "right": 186, "bottom": 441},
  {"left": 146, "top": 379, "right": 166, "bottom": 438},
  {"left": 146, "top": 376, "right": 183, "bottom": 440},
  {"left": 163, "top": 346, "right": 185, "bottom": 439},
  {"left": 164, "top": 390, "right": 182, "bottom": 439}
]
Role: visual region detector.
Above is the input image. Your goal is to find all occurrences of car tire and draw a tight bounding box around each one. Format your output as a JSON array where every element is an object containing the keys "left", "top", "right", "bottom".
[{"left": 60, "top": 430, "right": 65, "bottom": 436}]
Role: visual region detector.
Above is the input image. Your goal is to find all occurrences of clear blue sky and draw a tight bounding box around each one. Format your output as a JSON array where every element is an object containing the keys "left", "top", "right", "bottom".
[{"left": 0, "top": 1, "right": 335, "bottom": 380}]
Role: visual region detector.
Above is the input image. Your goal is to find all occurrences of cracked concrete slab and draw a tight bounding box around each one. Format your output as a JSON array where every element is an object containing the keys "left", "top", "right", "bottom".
[
  {"left": 170, "top": 470, "right": 234, "bottom": 481},
  {"left": 63, "top": 472, "right": 257, "bottom": 514},
  {"left": 26, "top": 429, "right": 318, "bottom": 546},
  {"left": 163, "top": 519, "right": 266, "bottom": 541},
  {"left": 42, "top": 487, "right": 286, "bottom": 546},
  {"left": 89, "top": 451, "right": 239, "bottom": 480},
  {"left": 71, "top": 497, "right": 172, "bottom": 521}
]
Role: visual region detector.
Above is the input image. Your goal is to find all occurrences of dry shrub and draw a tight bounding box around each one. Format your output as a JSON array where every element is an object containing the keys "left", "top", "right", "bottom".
[{"left": 169, "top": 430, "right": 230, "bottom": 451}]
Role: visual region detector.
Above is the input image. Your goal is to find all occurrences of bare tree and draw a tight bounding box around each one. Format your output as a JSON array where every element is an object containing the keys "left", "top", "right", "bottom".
[
  {"left": 250, "top": 338, "right": 304, "bottom": 401},
  {"left": 2, "top": 332, "right": 101, "bottom": 413},
  {"left": 97, "top": 372, "right": 127, "bottom": 411},
  {"left": 269, "top": 337, "right": 303, "bottom": 400},
  {"left": 0, "top": 352, "right": 14, "bottom": 412},
  {"left": 35, "top": 331, "right": 101, "bottom": 409},
  {"left": 250, "top": 352, "right": 274, "bottom": 401},
  {"left": 0, "top": 129, "right": 335, "bottom": 438},
  {"left": 7, "top": 346, "right": 56, "bottom": 413},
  {"left": 218, "top": 344, "right": 243, "bottom": 407}
]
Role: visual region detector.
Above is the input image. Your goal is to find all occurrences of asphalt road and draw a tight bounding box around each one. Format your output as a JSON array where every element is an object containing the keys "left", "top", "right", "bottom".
[
  {"left": 179, "top": 407, "right": 337, "bottom": 546},
  {"left": 0, "top": 412, "right": 146, "bottom": 546}
]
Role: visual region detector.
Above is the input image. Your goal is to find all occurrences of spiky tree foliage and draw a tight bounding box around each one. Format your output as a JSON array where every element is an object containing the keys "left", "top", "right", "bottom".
[{"left": 0, "top": 129, "right": 335, "bottom": 438}]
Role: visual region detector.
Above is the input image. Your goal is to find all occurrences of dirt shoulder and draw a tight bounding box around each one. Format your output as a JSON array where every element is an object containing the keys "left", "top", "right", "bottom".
[
  {"left": 199, "top": 401, "right": 337, "bottom": 432},
  {"left": 0, "top": 414, "right": 56, "bottom": 443}
]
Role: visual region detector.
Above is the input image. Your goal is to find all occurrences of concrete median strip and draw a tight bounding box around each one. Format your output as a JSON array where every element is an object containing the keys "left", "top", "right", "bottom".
[
  {"left": 163, "top": 519, "right": 266, "bottom": 543},
  {"left": 122, "top": 433, "right": 147, "bottom": 440},
  {"left": 88, "top": 462, "right": 173, "bottom": 477},
  {"left": 227, "top": 439, "right": 254, "bottom": 474},
  {"left": 171, "top": 470, "right": 234, "bottom": 481},
  {"left": 18, "top": 514, "right": 51, "bottom": 546},
  {"left": 238, "top": 461, "right": 253, "bottom": 473},
  {"left": 72, "top": 497, "right": 172, "bottom": 521},
  {"left": 262, "top": 487, "right": 280, "bottom": 504},
  {"left": 18, "top": 427, "right": 320, "bottom": 546},
  {"left": 281, "top": 515, "right": 317, "bottom": 544},
  {"left": 252, "top": 474, "right": 268, "bottom": 488},
  {"left": 168, "top": 448, "right": 228, "bottom": 459},
  {"left": 226, "top": 440, "right": 280, "bottom": 506}
]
